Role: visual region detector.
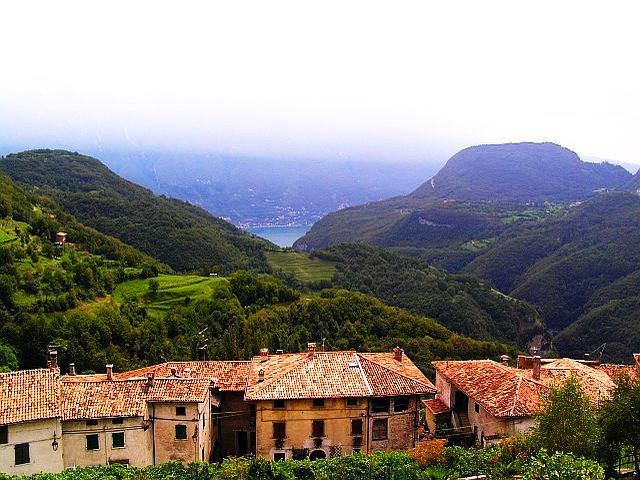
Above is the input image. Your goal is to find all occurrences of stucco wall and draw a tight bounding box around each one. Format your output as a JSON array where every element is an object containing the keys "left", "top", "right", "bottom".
[
  {"left": 254, "top": 397, "right": 368, "bottom": 459},
  {"left": 0, "top": 419, "right": 64, "bottom": 475},
  {"left": 435, "top": 373, "right": 453, "bottom": 408},
  {"left": 61, "top": 417, "right": 152, "bottom": 468},
  {"left": 152, "top": 398, "right": 212, "bottom": 465}
]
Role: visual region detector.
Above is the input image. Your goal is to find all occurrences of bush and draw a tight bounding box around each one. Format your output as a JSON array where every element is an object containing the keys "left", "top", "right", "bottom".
[{"left": 522, "top": 449, "right": 605, "bottom": 480}]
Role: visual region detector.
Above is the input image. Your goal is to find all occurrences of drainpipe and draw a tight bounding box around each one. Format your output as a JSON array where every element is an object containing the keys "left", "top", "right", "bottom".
[
  {"left": 365, "top": 399, "right": 371, "bottom": 454},
  {"left": 152, "top": 404, "right": 156, "bottom": 465}
]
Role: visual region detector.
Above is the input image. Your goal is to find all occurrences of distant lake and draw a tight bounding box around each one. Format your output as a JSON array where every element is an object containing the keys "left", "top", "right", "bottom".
[{"left": 247, "top": 226, "right": 311, "bottom": 248}]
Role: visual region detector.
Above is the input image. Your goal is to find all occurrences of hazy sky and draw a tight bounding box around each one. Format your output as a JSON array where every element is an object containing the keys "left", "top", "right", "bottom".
[{"left": 1, "top": 1, "right": 638, "bottom": 163}]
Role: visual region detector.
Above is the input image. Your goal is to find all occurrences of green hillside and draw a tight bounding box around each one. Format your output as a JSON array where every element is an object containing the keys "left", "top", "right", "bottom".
[
  {"left": 266, "top": 251, "right": 336, "bottom": 283},
  {"left": 314, "top": 244, "right": 544, "bottom": 347},
  {"left": 294, "top": 142, "right": 628, "bottom": 253},
  {"left": 0, "top": 150, "right": 273, "bottom": 273},
  {"left": 114, "top": 274, "right": 226, "bottom": 318},
  {"left": 460, "top": 193, "right": 640, "bottom": 361}
]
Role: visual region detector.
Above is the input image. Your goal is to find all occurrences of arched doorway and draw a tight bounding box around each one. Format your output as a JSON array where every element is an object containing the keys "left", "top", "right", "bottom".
[{"left": 309, "top": 449, "right": 326, "bottom": 460}]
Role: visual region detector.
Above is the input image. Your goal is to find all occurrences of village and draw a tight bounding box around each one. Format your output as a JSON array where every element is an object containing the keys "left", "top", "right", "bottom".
[{"left": 1, "top": 343, "right": 638, "bottom": 475}]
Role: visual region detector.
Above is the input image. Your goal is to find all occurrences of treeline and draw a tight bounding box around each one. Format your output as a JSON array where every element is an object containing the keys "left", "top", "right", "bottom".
[
  {"left": 4, "top": 269, "right": 516, "bottom": 375},
  {"left": 312, "top": 244, "right": 543, "bottom": 347},
  {"left": 0, "top": 150, "right": 272, "bottom": 273}
]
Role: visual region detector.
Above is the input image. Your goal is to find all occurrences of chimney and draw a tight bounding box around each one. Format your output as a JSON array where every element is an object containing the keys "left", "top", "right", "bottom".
[
  {"left": 275, "top": 349, "right": 284, "bottom": 355},
  {"left": 260, "top": 348, "right": 269, "bottom": 360},
  {"left": 584, "top": 353, "right": 590, "bottom": 361},
  {"left": 47, "top": 349, "right": 58, "bottom": 370},
  {"left": 307, "top": 342, "right": 316, "bottom": 357},
  {"left": 393, "top": 346, "right": 404, "bottom": 362},
  {"left": 146, "top": 372, "right": 154, "bottom": 387},
  {"left": 184, "top": 368, "right": 191, "bottom": 376},
  {"left": 258, "top": 369, "right": 265, "bottom": 382},
  {"left": 68, "top": 363, "right": 76, "bottom": 376},
  {"left": 532, "top": 356, "right": 541, "bottom": 381},
  {"left": 634, "top": 354, "right": 640, "bottom": 371},
  {"left": 499, "top": 354, "right": 510, "bottom": 366},
  {"left": 106, "top": 364, "right": 113, "bottom": 381},
  {"left": 170, "top": 367, "right": 178, "bottom": 377}
]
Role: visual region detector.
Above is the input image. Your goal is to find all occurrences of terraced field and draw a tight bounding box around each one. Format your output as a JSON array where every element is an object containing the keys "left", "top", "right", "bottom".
[
  {"left": 114, "top": 274, "right": 226, "bottom": 317},
  {"left": 266, "top": 251, "right": 336, "bottom": 283}
]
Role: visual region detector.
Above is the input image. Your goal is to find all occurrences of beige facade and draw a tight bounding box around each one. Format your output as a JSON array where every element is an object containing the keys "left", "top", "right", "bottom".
[
  {"left": 0, "top": 419, "right": 64, "bottom": 475},
  {"left": 253, "top": 396, "right": 421, "bottom": 460},
  {"left": 62, "top": 416, "right": 152, "bottom": 468},
  {"left": 151, "top": 398, "right": 213, "bottom": 465}
]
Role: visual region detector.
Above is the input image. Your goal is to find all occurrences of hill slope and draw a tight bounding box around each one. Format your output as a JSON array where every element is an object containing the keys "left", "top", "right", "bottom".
[
  {"left": 294, "top": 142, "right": 630, "bottom": 252},
  {"left": 313, "top": 244, "right": 544, "bottom": 347},
  {"left": 462, "top": 193, "right": 640, "bottom": 362},
  {"left": 0, "top": 150, "right": 272, "bottom": 273}
]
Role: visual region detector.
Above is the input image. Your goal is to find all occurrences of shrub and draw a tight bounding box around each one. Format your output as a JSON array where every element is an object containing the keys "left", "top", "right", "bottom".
[
  {"left": 410, "top": 438, "right": 447, "bottom": 466},
  {"left": 521, "top": 449, "right": 605, "bottom": 480}
]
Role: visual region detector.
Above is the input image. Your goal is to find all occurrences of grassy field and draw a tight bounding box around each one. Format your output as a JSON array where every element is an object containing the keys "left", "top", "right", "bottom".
[
  {"left": 113, "top": 274, "right": 227, "bottom": 317},
  {"left": 266, "top": 251, "right": 336, "bottom": 283}
]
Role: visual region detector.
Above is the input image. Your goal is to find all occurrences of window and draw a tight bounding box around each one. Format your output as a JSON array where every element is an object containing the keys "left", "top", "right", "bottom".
[
  {"left": 112, "top": 431, "right": 125, "bottom": 448},
  {"left": 351, "top": 419, "right": 363, "bottom": 436},
  {"left": 176, "top": 406, "right": 186, "bottom": 416},
  {"left": 14, "top": 443, "right": 30, "bottom": 465},
  {"left": 273, "top": 399, "right": 285, "bottom": 409},
  {"left": 0, "top": 425, "right": 7, "bottom": 444},
  {"left": 86, "top": 434, "right": 99, "bottom": 450},
  {"left": 346, "top": 398, "right": 358, "bottom": 407},
  {"left": 372, "top": 419, "right": 388, "bottom": 440},
  {"left": 272, "top": 421, "right": 286, "bottom": 439},
  {"left": 474, "top": 402, "right": 480, "bottom": 413},
  {"left": 86, "top": 419, "right": 98, "bottom": 426},
  {"left": 175, "top": 424, "right": 188, "bottom": 440},
  {"left": 312, "top": 398, "right": 325, "bottom": 408},
  {"left": 112, "top": 418, "right": 124, "bottom": 425},
  {"left": 274, "top": 452, "right": 286, "bottom": 461},
  {"left": 312, "top": 420, "right": 325, "bottom": 437},
  {"left": 201, "top": 447, "right": 205, "bottom": 460},
  {"left": 394, "top": 396, "right": 409, "bottom": 412},
  {"left": 371, "top": 398, "right": 389, "bottom": 413}
]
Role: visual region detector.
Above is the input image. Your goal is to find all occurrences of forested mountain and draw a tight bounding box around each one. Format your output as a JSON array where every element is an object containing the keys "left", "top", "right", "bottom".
[
  {"left": 459, "top": 192, "right": 640, "bottom": 362},
  {"left": 0, "top": 172, "right": 168, "bottom": 370},
  {"left": 294, "top": 143, "right": 630, "bottom": 251},
  {"left": 0, "top": 150, "right": 273, "bottom": 273},
  {"left": 311, "top": 244, "right": 544, "bottom": 347}
]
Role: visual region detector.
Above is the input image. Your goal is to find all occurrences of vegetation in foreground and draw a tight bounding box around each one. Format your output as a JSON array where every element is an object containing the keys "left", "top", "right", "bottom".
[{"left": 0, "top": 445, "right": 605, "bottom": 480}]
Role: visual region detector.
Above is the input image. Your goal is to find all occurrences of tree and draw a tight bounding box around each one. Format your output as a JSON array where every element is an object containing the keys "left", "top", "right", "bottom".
[
  {"left": 532, "top": 376, "right": 599, "bottom": 458},
  {"left": 599, "top": 372, "right": 640, "bottom": 475},
  {"left": 148, "top": 278, "right": 160, "bottom": 296}
]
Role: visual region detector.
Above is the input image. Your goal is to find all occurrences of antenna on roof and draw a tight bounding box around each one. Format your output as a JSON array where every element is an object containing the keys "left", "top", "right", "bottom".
[
  {"left": 588, "top": 343, "right": 606, "bottom": 360},
  {"left": 321, "top": 337, "right": 326, "bottom": 352}
]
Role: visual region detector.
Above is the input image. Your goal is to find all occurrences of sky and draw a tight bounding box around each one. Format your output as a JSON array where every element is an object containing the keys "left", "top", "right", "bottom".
[{"left": 1, "top": 0, "right": 639, "bottom": 164}]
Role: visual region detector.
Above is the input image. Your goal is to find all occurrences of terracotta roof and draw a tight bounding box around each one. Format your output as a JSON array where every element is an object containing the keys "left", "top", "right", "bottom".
[
  {"left": 0, "top": 369, "right": 61, "bottom": 424},
  {"left": 117, "top": 361, "right": 249, "bottom": 391},
  {"left": 245, "top": 350, "right": 434, "bottom": 401},
  {"left": 61, "top": 378, "right": 211, "bottom": 420},
  {"left": 433, "top": 360, "right": 545, "bottom": 418},
  {"left": 541, "top": 358, "right": 617, "bottom": 404},
  {"left": 62, "top": 380, "right": 148, "bottom": 420},
  {"left": 423, "top": 398, "right": 450, "bottom": 415},
  {"left": 146, "top": 378, "right": 211, "bottom": 403}
]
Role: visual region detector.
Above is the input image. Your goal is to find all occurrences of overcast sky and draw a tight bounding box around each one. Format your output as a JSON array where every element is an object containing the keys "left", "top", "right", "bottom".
[{"left": 1, "top": 1, "right": 638, "bottom": 164}]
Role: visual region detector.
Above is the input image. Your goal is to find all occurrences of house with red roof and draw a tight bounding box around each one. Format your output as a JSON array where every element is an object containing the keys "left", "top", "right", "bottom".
[
  {"left": 245, "top": 344, "right": 435, "bottom": 460},
  {"left": 429, "top": 354, "right": 639, "bottom": 446}
]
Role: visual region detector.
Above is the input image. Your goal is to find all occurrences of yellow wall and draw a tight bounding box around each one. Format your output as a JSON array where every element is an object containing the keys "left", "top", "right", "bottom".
[
  {"left": 0, "top": 418, "right": 64, "bottom": 475},
  {"left": 61, "top": 417, "right": 152, "bottom": 468},
  {"left": 255, "top": 397, "right": 367, "bottom": 459},
  {"left": 254, "top": 396, "right": 421, "bottom": 459}
]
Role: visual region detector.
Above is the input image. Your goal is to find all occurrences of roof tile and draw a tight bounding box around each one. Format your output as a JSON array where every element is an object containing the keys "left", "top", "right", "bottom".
[{"left": 0, "top": 369, "right": 60, "bottom": 424}]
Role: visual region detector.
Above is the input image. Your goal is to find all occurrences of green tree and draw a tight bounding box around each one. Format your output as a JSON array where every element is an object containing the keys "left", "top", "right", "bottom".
[
  {"left": 533, "top": 376, "right": 599, "bottom": 458},
  {"left": 0, "top": 344, "right": 19, "bottom": 372},
  {"left": 148, "top": 278, "right": 160, "bottom": 296},
  {"left": 598, "top": 372, "right": 640, "bottom": 475}
]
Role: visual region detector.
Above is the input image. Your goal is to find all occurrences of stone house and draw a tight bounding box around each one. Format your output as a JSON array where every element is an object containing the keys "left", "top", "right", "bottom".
[
  {"left": 0, "top": 369, "right": 64, "bottom": 475},
  {"left": 429, "top": 355, "right": 639, "bottom": 446},
  {"left": 244, "top": 344, "right": 435, "bottom": 460},
  {"left": 61, "top": 365, "right": 214, "bottom": 467}
]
